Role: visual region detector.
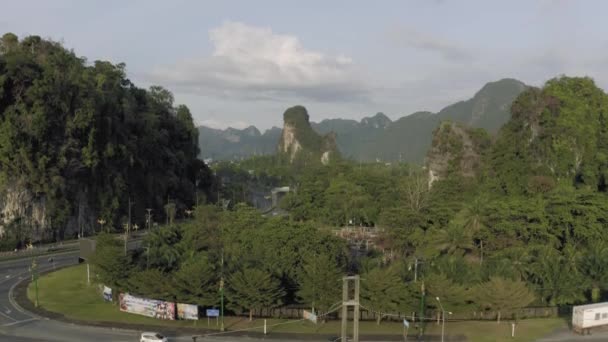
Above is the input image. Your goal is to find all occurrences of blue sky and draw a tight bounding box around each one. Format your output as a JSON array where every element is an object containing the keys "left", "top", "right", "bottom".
[{"left": 2, "top": 0, "right": 607, "bottom": 129}]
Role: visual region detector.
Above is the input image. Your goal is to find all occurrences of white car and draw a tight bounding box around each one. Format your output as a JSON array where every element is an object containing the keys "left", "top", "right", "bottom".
[{"left": 140, "top": 332, "right": 168, "bottom": 342}]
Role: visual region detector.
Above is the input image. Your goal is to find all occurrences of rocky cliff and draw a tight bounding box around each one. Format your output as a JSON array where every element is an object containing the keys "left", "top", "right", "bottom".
[
  {"left": 425, "top": 121, "right": 491, "bottom": 186},
  {"left": 488, "top": 76, "right": 608, "bottom": 194},
  {"left": 199, "top": 79, "right": 527, "bottom": 163},
  {"left": 277, "top": 106, "right": 339, "bottom": 165}
]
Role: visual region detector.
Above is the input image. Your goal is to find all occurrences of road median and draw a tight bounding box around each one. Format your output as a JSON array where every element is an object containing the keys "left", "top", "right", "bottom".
[{"left": 15, "top": 264, "right": 566, "bottom": 341}]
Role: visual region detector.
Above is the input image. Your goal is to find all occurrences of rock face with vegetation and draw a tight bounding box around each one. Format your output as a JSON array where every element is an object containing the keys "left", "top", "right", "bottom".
[
  {"left": 277, "top": 106, "right": 339, "bottom": 165},
  {"left": 426, "top": 121, "right": 491, "bottom": 186},
  {"left": 199, "top": 79, "right": 527, "bottom": 163},
  {"left": 198, "top": 125, "right": 281, "bottom": 161},
  {"left": 91, "top": 76, "right": 608, "bottom": 320},
  {"left": 0, "top": 33, "right": 210, "bottom": 247},
  {"left": 489, "top": 77, "right": 608, "bottom": 195}
]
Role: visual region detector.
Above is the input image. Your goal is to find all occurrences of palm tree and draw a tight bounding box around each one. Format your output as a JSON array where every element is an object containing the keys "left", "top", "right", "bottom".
[
  {"left": 580, "top": 241, "right": 608, "bottom": 302},
  {"left": 461, "top": 197, "right": 488, "bottom": 265},
  {"left": 529, "top": 246, "right": 585, "bottom": 305}
]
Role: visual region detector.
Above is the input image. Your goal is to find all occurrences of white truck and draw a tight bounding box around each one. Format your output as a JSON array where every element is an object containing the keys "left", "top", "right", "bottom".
[{"left": 572, "top": 302, "right": 608, "bottom": 334}]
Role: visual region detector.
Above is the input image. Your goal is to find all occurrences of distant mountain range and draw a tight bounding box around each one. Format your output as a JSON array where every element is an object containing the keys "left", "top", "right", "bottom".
[
  {"left": 198, "top": 125, "right": 282, "bottom": 160},
  {"left": 198, "top": 78, "right": 527, "bottom": 163}
]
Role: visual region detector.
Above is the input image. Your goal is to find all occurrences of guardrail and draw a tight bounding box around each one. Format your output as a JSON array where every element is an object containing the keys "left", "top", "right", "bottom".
[{"left": 0, "top": 243, "right": 79, "bottom": 260}]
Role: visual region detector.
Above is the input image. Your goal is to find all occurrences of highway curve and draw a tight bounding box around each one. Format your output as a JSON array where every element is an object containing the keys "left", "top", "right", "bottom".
[{"left": 0, "top": 252, "right": 318, "bottom": 342}]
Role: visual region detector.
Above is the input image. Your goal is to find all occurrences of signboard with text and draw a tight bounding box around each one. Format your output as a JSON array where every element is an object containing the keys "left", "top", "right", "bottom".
[
  {"left": 119, "top": 293, "right": 175, "bottom": 320},
  {"left": 206, "top": 309, "right": 220, "bottom": 317}
]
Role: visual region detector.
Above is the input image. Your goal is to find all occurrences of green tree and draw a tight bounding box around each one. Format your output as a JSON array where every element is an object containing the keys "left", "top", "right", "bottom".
[
  {"left": 90, "top": 233, "right": 132, "bottom": 290},
  {"left": 145, "top": 225, "right": 182, "bottom": 272},
  {"left": 473, "top": 276, "right": 535, "bottom": 323},
  {"left": 580, "top": 242, "right": 608, "bottom": 302},
  {"left": 172, "top": 254, "right": 218, "bottom": 306},
  {"left": 425, "top": 273, "right": 469, "bottom": 315},
  {"left": 297, "top": 253, "right": 343, "bottom": 317},
  {"left": 228, "top": 268, "right": 284, "bottom": 321},
  {"left": 361, "top": 266, "right": 411, "bottom": 324}
]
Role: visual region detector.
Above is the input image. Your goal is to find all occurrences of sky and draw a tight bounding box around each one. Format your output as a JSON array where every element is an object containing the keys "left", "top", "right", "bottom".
[{"left": 2, "top": 0, "right": 608, "bottom": 130}]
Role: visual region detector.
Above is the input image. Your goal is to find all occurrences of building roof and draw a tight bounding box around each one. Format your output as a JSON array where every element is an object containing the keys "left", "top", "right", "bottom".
[{"left": 574, "top": 302, "right": 608, "bottom": 310}]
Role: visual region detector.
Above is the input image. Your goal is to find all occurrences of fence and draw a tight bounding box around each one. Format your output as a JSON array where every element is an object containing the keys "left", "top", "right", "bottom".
[{"left": 241, "top": 305, "right": 563, "bottom": 321}]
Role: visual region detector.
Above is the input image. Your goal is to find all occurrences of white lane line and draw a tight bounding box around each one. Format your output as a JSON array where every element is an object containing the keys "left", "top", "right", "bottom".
[
  {"left": 7, "top": 264, "right": 64, "bottom": 318},
  {"left": 0, "top": 309, "right": 16, "bottom": 322},
  {"left": 4, "top": 306, "right": 11, "bottom": 314},
  {"left": 1, "top": 317, "right": 37, "bottom": 327}
]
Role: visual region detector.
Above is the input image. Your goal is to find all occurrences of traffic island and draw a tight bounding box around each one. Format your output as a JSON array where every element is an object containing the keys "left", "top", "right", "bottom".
[{"left": 15, "top": 264, "right": 564, "bottom": 341}]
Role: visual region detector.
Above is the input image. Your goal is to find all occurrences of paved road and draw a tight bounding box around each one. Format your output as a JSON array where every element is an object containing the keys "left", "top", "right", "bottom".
[
  {"left": 539, "top": 325, "right": 608, "bottom": 342},
  {"left": 0, "top": 252, "right": 326, "bottom": 342},
  {"left": 8, "top": 251, "right": 604, "bottom": 342}
]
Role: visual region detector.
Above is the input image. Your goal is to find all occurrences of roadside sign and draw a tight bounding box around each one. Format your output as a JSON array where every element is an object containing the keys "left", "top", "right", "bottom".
[
  {"left": 206, "top": 309, "right": 220, "bottom": 317},
  {"left": 403, "top": 318, "right": 409, "bottom": 328}
]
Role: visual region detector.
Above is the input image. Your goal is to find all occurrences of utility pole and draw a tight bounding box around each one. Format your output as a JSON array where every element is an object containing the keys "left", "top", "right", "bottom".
[
  {"left": 123, "top": 223, "right": 129, "bottom": 256},
  {"left": 216, "top": 173, "right": 221, "bottom": 207},
  {"left": 128, "top": 196, "right": 132, "bottom": 235},
  {"left": 145, "top": 245, "right": 150, "bottom": 270},
  {"left": 220, "top": 221, "right": 225, "bottom": 332},
  {"left": 220, "top": 276, "right": 225, "bottom": 332},
  {"left": 166, "top": 195, "right": 170, "bottom": 226},
  {"left": 480, "top": 240, "right": 484, "bottom": 266},
  {"left": 414, "top": 257, "right": 418, "bottom": 282},
  {"left": 419, "top": 282, "right": 426, "bottom": 338},
  {"left": 341, "top": 275, "right": 360, "bottom": 342}
]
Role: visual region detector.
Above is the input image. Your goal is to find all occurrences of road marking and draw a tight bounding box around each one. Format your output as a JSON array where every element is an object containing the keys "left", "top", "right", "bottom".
[
  {"left": 1, "top": 317, "right": 37, "bottom": 327},
  {"left": 0, "top": 309, "right": 16, "bottom": 322},
  {"left": 4, "top": 306, "right": 11, "bottom": 314},
  {"left": 7, "top": 262, "right": 77, "bottom": 320}
]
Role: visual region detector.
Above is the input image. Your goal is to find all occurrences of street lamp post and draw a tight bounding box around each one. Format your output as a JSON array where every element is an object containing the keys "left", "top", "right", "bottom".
[
  {"left": 97, "top": 218, "right": 106, "bottom": 233},
  {"left": 436, "top": 297, "right": 452, "bottom": 342},
  {"left": 145, "top": 209, "right": 153, "bottom": 230},
  {"left": 30, "top": 258, "right": 39, "bottom": 307}
]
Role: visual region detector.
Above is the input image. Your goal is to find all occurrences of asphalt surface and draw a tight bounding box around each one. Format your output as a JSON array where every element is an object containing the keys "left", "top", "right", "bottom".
[
  {"left": 0, "top": 252, "right": 329, "bottom": 342},
  {"left": 2, "top": 251, "right": 605, "bottom": 341}
]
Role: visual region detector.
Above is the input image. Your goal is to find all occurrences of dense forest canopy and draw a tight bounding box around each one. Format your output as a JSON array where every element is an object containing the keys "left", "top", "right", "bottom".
[
  {"left": 5, "top": 31, "right": 608, "bottom": 322},
  {"left": 0, "top": 33, "right": 211, "bottom": 247},
  {"left": 164, "top": 76, "right": 608, "bottom": 318}
]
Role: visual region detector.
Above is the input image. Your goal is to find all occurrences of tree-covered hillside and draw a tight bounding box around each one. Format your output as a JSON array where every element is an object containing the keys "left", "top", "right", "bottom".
[
  {"left": 198, "top": 78, "right": 527, "bottom": 163},
  {"left": 0, "top": 33, "right": 210, "bottom": 246},
  {"left": 91, "top": 76, "right": 608, "bottom": 323},
  {"left": 275, "top": 76, "right": 608, "bottom": 308}
]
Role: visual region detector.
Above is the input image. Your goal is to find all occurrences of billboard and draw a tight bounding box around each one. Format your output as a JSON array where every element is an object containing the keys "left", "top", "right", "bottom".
[
  {"left": 119, "top": 293, "right": 175, "bottom": 320},
  {"left": 103, "top": 286, "right": 112, "bottom": 302},
  {"left": 177, "top": 303, "right": 199, "bottom": 320}
]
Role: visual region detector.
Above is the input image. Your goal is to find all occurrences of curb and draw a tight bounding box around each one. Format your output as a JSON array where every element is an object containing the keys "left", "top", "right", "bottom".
[{"left": 12, "top": 267, "right": 465, "bottom": 341}]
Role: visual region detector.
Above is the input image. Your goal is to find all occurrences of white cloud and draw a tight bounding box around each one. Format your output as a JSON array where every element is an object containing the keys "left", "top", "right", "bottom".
[
  {"left": 147, "top": 21, "right": 369, "bottom": 102},
  {"left": 389, "top": 27, "right": 473, "bottom": 62},
  {"left": 199, "top": 119, "right": 250, "bottom": 130}
]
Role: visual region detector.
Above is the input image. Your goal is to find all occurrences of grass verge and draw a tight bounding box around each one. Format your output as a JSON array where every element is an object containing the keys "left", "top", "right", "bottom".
[{"left": 27, "top": 264, "right": 566, "bottom": 341}]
